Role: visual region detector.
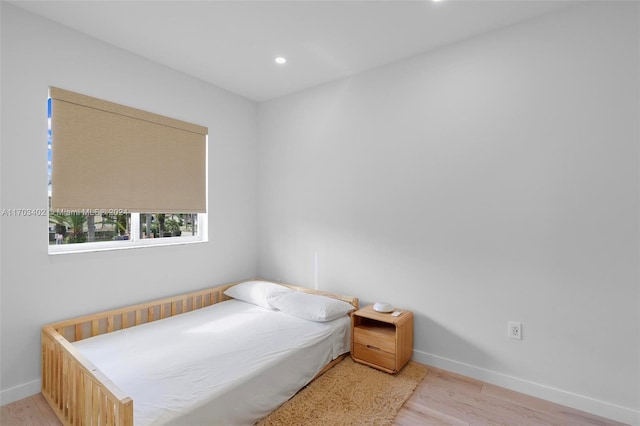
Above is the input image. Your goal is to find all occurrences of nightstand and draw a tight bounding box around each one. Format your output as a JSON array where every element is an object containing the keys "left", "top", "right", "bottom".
[{"left": 351, "top": 304, "right": 414, "bottom": 374}]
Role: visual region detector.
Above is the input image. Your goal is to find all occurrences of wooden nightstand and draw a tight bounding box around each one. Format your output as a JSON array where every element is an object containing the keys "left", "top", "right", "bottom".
[{"left": 351, "top": 304, "right": 414, "bottom": 374}]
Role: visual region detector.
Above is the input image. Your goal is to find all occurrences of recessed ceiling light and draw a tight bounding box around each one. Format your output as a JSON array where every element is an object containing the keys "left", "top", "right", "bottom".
[{"left": 274, "top": 57, "right": 287, "bottom": 65}]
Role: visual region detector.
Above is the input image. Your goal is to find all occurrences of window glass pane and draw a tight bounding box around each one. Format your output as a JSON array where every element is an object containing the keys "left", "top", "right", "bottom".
[
  {"left": 49, "top": 212, "right": 131, "bottom": 245},
  {"left": 140, "top": 213, "right": 197, "bottom": 239}
]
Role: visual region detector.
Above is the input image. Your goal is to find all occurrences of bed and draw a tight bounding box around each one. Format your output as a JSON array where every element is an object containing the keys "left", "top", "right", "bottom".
[{"left": 41, "top": 279, "right": 359, "bottom": 425}]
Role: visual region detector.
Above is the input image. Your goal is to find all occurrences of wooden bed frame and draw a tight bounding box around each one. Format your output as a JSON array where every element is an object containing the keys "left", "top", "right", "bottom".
[{"left": 41, "top": 280, "right": 358, "bottom": 426}]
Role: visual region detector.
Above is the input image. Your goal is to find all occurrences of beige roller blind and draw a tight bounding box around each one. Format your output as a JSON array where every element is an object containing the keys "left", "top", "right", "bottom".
[{"left": 50, "top": 87, "right": 207, "bottom": 213}]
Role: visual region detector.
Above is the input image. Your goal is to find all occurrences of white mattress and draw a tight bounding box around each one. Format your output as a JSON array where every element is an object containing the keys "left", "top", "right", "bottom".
[{"left": 73, "top": 299, "right": 351, "bottom": 425}]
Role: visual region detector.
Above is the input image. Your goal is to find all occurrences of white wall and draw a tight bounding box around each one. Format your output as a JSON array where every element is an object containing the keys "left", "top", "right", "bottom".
[
  {"left": 0, "top": 4, "right": 258, "bottom": 403},
  {"left": 258, "top": 3, "right": 639, "bottom": 424}
]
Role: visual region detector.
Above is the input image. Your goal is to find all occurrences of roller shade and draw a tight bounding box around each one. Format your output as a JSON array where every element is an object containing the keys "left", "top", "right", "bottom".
[{"left": 50, "top": 87, "right": 207, "bottom": 213}]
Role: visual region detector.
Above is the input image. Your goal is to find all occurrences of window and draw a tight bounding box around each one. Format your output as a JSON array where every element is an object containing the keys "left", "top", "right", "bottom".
[{"left": 48, "top": 88, "right": 207, "bottom": 254}]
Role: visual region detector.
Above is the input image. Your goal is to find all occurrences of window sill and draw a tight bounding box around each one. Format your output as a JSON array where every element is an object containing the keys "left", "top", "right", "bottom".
[{"left": 48, "top": 236, "right": 206, "bottom": 255}]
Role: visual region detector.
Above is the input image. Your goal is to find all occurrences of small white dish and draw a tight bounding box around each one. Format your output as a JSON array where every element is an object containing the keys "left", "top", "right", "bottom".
[{"left": 373, "top": 302, "right": 394, "bottom": 313}]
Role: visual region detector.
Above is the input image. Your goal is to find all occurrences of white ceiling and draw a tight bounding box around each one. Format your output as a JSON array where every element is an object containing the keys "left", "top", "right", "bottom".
[{"left": 13, "top": 0, "right": 574, "bottom": 102}]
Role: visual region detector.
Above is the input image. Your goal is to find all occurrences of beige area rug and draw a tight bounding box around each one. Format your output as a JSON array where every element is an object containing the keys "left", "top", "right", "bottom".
[{"left": 256, "top": 357, "right": 427, "bottom": 426}]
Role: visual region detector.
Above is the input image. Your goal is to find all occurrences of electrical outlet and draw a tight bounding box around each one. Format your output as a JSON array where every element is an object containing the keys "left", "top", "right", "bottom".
[{"left": 508, "top": 321, "right": 522, "bottom": 340}]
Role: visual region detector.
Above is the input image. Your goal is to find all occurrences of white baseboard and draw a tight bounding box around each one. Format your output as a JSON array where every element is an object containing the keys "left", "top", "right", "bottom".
[
  {"left": 412, "top": 350, "right": 639, "bottom": 426},
  {"left": 0, "top": 379, "right": 41, "bottom": 407}
]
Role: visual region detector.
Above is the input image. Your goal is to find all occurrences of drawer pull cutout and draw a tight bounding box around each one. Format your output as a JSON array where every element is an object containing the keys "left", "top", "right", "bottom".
[{"left": 366, "top": 344, "right": 381, "bottom": 351}]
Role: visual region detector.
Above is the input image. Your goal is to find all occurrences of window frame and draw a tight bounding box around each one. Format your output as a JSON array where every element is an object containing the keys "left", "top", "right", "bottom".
[{"left": 47, "top": 89, "right": 209, "bottom": 255}]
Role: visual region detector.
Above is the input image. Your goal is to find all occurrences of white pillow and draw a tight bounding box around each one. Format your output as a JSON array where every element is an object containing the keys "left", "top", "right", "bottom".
[
  {"left": 223, "top": 280, "right": 293, "bottom": 310},
  {"left": 268, "top": 291, "right": 354, "bottom": 322}
]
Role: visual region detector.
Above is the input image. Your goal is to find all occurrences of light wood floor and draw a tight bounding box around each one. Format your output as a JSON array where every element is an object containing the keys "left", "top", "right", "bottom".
[
  {"left": 1, "top": 364, "right": 627, "bottom": 426},
  {"left": 395, "top": 365, "right": 627, "bottom": 426}
]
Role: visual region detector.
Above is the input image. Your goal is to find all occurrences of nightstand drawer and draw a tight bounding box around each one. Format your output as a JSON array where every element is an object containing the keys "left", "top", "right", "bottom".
[
  {"left": 353, "top": 326, "right": 395, "bottom": 353},
  {"left": 352, "top": 343, "right": 395, "bottom": 370}
]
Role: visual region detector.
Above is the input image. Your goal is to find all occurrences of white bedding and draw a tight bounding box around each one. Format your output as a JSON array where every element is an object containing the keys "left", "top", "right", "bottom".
[{"left": 73, "top": 299, "right": 351, "bottom": 425}]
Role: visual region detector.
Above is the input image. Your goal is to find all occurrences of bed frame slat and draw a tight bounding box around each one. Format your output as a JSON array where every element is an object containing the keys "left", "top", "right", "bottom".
[{"left": 42, "top": 279, "right": 358, "bottom": 426}]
